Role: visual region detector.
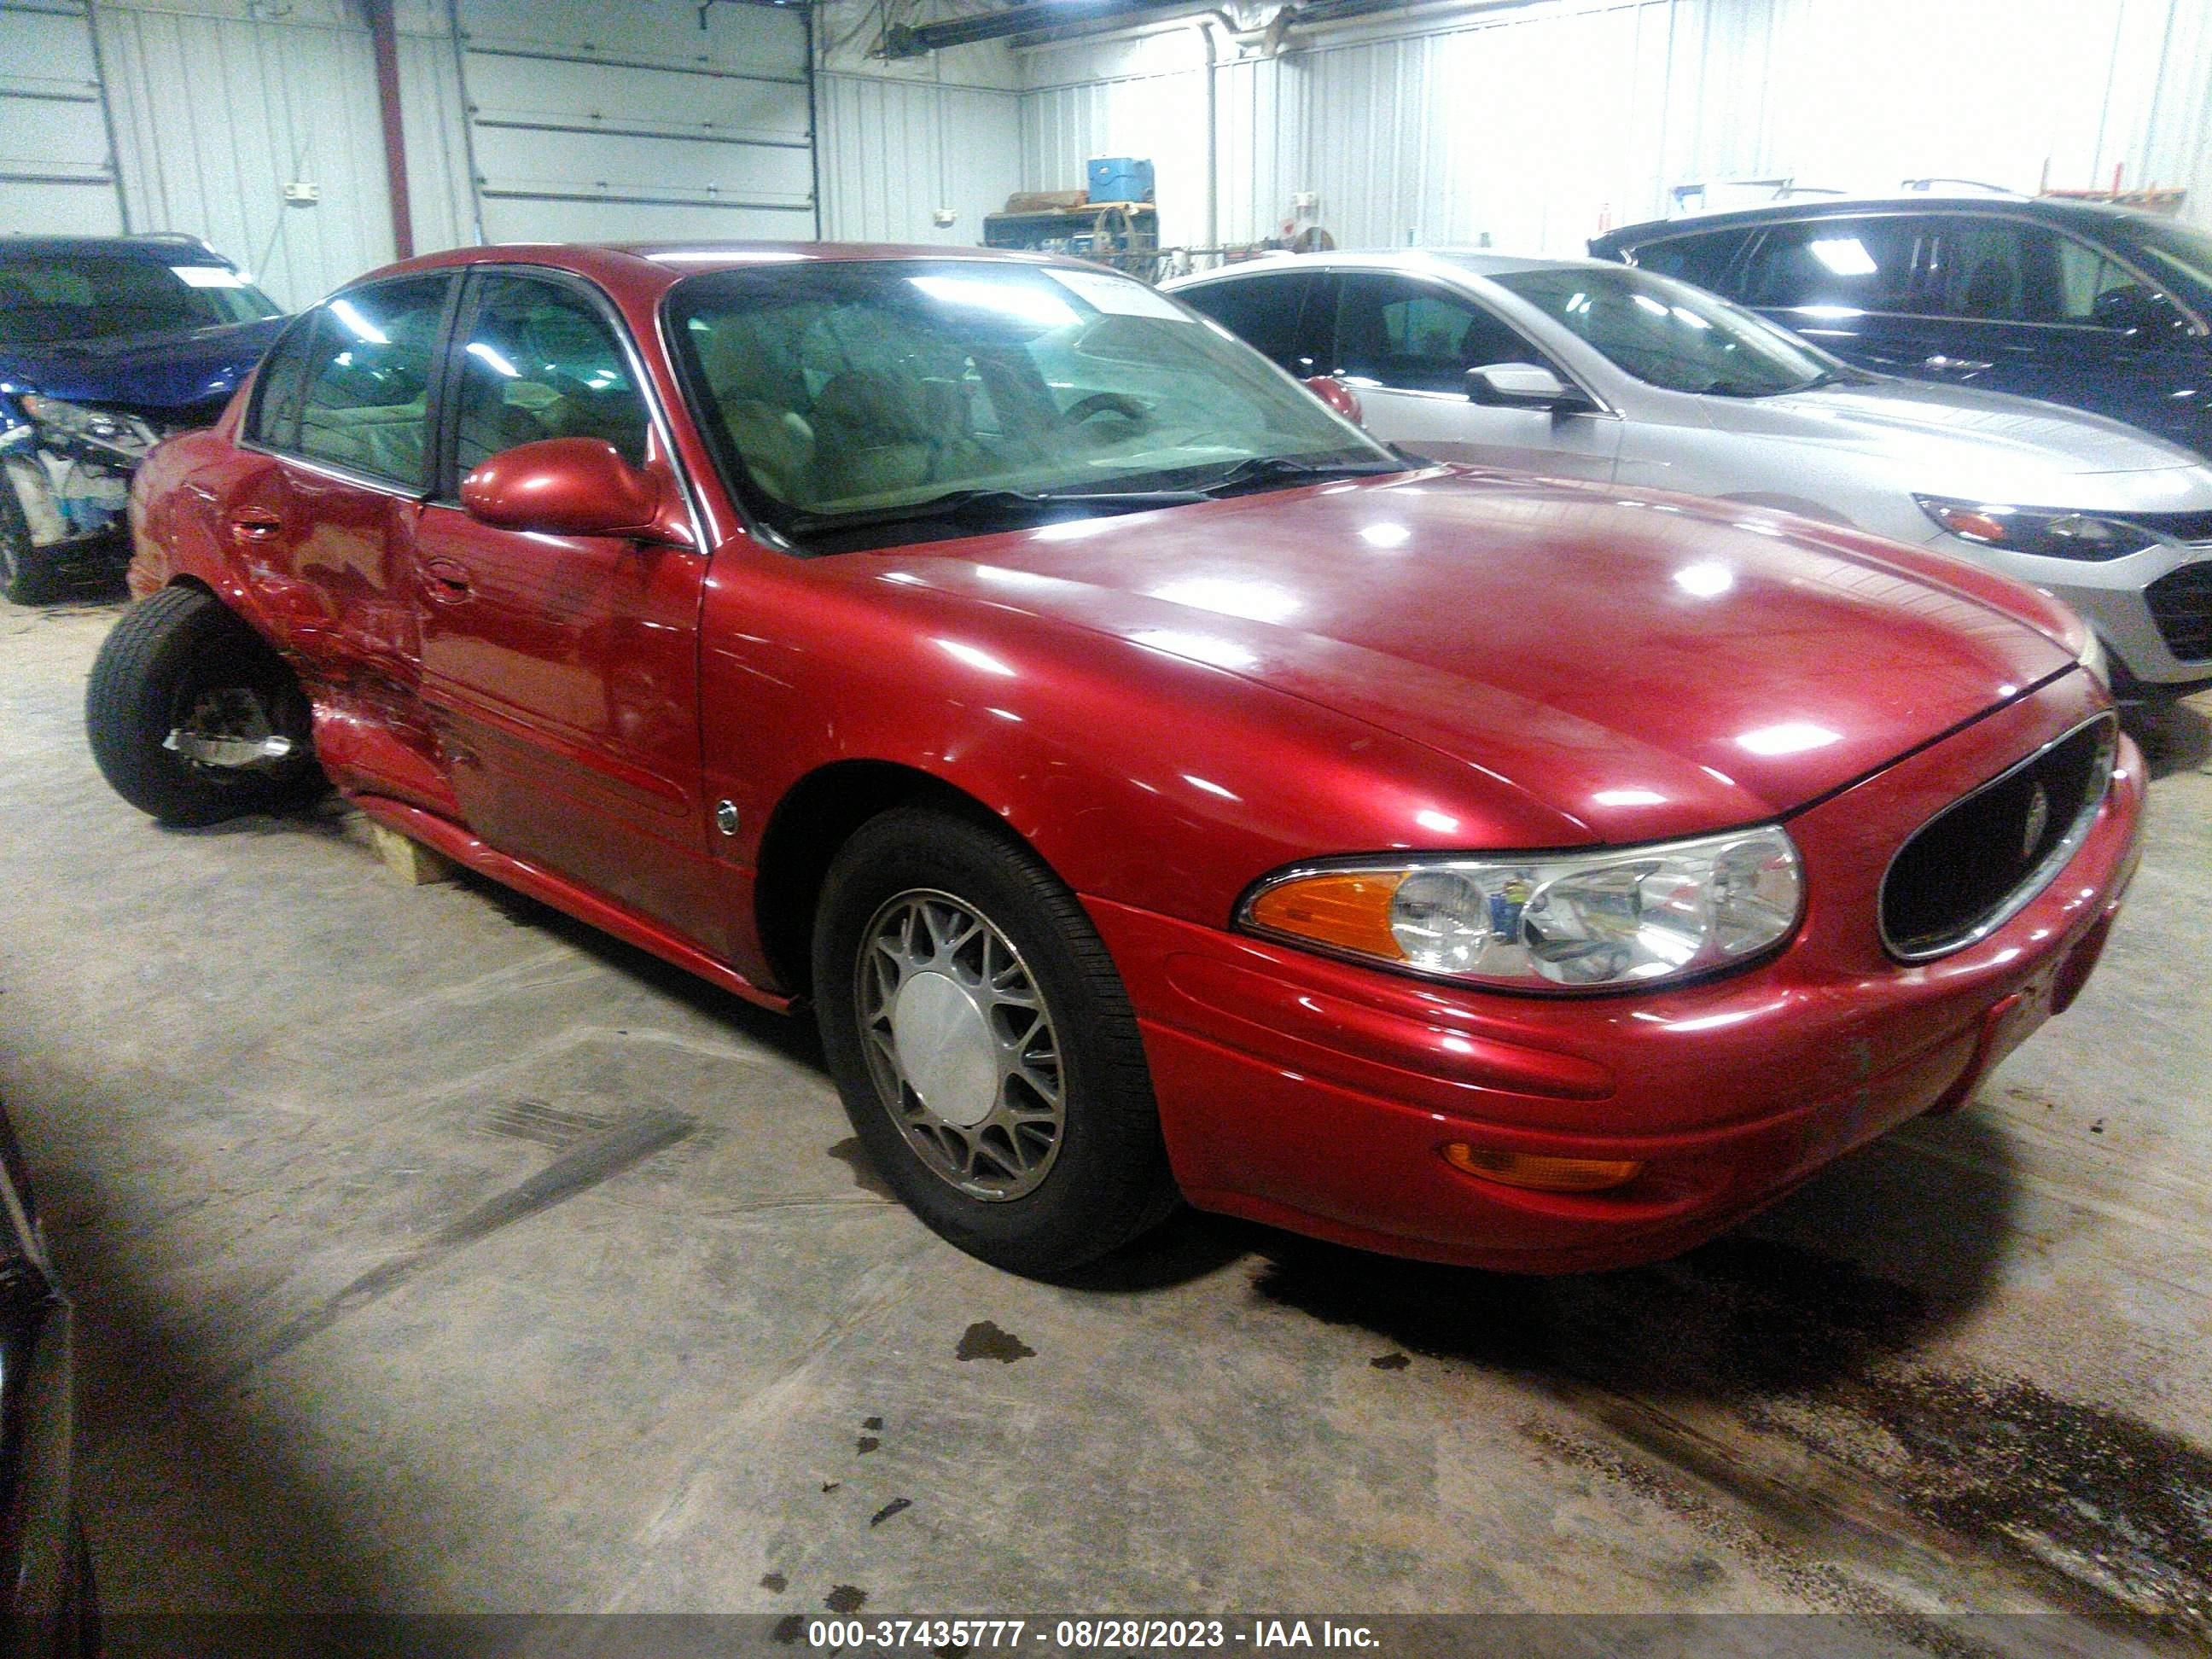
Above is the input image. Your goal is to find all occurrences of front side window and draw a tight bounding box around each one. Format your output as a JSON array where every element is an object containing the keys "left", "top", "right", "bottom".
[
  {"left": 1740, "top": 217, "right": 1927, "bottom": 313},
  {"left": 670, "top": 259, "right": 1393, "bottom": 546},
  {"left": 290, "top": 276, "right": 451, "bottom": 489},
  {"left": 454, "top": 275, "right": 649, "bottom": 477},
  {"left": 1491, "top": 265, "right": 1839, "bottom": 397},
  {"left": 1925, "top": 218, "right": 2188, "bottom": 332},
  {"left": 1333, "top": 274, "right": 1537, "bottom": 393},
  {"left": 0, "top": 253, "right": 281, "bottom": 346}
]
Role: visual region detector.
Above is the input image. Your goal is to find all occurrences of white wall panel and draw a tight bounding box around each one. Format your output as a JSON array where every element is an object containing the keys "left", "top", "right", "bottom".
[
  {"left": 818, "top": 73, "right": 1021, "bottom": 244},
  {"left": 1023, "top": 29, "right": 1214, "bottom": 246},
  {"left": 95, "top": 0, "right": 395, "bottom": 306},
  {"left": 396, "top": 25, "right": 477, "bottom": 254},
  {"left": 1017, "top": 0, "right": 2212, "bottom": 260},
  {"left": 1214, "top": 54, "right": 1306, "bottom": 245},
  {"left": 0, "top": 1, "right": 124, "bottom": 235}
]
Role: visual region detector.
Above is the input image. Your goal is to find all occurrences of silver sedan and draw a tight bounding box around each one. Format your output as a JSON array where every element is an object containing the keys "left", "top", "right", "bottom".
[{"left": 1167, "top": 251, "right": 2212, "bottom": 696}]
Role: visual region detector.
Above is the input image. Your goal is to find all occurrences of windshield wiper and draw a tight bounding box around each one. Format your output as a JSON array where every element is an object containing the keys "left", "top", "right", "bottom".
[
  {"left": 784, "top": 485, "right": 1211, "bottom": 538},
  {"left": 1198, "top": 455, "right": 1408, "bottom": 497}
]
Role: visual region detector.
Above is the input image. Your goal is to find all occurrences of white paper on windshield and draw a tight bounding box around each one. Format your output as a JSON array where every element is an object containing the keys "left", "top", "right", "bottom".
[
  {"left": 172, "top": 265, "right": 249, "bottom": 288},
  {"left": 1045, "top": 266, "right": 1186, "bottom": 320}
]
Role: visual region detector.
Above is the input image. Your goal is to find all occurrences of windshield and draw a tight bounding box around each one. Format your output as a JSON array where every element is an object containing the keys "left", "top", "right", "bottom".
[
  {"left": 0, "top": 253, "right": 282, "bottom": 347},
  {"left": 1489, "top": 264, "right": 1842, "bottom": 396},
  {"left": 668, "top": 259, "right": 1395, "bottom": 547}
]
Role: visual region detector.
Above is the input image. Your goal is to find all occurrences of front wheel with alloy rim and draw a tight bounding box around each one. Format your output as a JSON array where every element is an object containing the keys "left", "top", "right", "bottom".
[
  {"left": 84, "top": 585, "right": 322, "bottom": 824},
  {"left": 813, "top": 806, "right": 1178, "bottom": 1277}
]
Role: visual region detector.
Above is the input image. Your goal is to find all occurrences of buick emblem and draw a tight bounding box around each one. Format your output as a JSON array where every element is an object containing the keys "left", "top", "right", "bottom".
[{"left": 2021, "top": 783, "right": 2051, "bottom": 861}]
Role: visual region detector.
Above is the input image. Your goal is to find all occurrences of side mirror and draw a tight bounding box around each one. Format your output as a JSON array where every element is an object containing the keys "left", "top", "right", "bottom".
[
  {"left": 2090, "top": 284, "right": 2186, "bottom": 341},
  {"left": 1302, "top": 375, "right": 1364, "bottom": 426},
  {"left": 461, "top": 437, "right": 667, "bottom": 538},
  {"left": 1466, "top": 363, "right": 1591, "bottom": 412}
]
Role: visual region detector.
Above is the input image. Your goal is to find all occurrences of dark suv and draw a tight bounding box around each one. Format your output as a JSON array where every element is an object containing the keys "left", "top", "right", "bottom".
[
  {"left": 1591, "top": 195, "right": 2212, "bottom": 461},
  {"left": 0, "top": 235, "right": 285, "bottom": 601}
]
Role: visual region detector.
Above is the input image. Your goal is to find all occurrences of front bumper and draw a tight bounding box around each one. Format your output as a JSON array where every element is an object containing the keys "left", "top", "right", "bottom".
[
  {"left": 1091, "top": 672, "right": 2145, "bottom": 1272},
  {"left": 1927, "top": 527, "right": 2212, "bottom": 689}
]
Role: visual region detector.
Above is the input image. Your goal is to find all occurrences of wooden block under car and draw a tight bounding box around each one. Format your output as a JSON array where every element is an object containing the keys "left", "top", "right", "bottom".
[{"left": 364, "top": 818, "right": 458, "bottom": 886}]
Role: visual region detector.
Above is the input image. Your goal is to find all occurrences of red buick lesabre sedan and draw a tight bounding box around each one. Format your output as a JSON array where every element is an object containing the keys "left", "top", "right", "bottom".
[{"left": 90, "top": 243, "right": 2143, "bottom": 1278}]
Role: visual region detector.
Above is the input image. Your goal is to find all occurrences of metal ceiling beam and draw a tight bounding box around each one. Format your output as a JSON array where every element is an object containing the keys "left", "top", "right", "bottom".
[{"left": 878, "top": 0, "right": 1194, "bottom": 58}]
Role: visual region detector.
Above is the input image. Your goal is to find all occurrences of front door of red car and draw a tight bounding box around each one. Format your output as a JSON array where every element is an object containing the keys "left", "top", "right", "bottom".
[{"left": 410, "top": 271, "right": 722, "bottom": 951}]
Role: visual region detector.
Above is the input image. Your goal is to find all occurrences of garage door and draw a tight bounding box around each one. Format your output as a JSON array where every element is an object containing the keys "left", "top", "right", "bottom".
[
  {"left": 0, "top": 0, "right": 123, "bottom": 235},
  {"left": 456, "top": 0, "right": 816, "bottom": 245}
]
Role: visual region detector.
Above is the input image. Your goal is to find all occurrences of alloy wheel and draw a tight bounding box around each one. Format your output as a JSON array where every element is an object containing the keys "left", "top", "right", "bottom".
[{"left": 855, "top": 888, "right": 1067, "bottom": 1200}]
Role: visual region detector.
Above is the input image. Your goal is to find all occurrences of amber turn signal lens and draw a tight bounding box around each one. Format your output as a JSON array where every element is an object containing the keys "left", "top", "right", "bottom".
[
  {"left": 1443, "top": 1143, "right": 1644, "bottom": 1193},
  {"left": 1927, "top": 503, "right": 2012, "bottom": 544},
  {"left": 1246, "top": 870, "right": 1406, "bottom": 960}
]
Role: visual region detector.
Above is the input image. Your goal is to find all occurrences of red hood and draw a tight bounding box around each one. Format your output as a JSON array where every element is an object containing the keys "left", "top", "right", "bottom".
[{"left": 882, "top": 469, "right": 2077, "bottom": 845}]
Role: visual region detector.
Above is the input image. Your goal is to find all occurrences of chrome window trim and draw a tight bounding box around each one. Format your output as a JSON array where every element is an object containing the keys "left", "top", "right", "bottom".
[
  {"left": 1878, "top": 710, "right": 2119, "bottom": 963},
  {"left": 233, "top": 439, "right": 431, "bottom": 503}
]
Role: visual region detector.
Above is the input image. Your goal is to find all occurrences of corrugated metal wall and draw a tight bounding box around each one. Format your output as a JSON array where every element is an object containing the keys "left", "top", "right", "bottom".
[
  {"left": 15, "top": 0, "right": 2209, "bottom": 307},
  {"left": 1023, "top": 32, "right": 1213, "bottom": 245},
  {"left": 0, "top": 0, "right": 124, "bottom": 235},
  {"left": 818, "top": 72, "right": 1021, "bottom": 244},
  {"left": 94, "top": 0, "right": 395, "bottom": 308},
  {"left": 1016, "top": 0, "right": 2212, "bottom": 255}
]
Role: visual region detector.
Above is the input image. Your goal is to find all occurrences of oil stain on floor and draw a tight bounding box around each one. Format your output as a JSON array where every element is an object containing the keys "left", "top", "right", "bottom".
[{"left": 1253, "top": 1235, "right": 2212, "bottom": 1639}]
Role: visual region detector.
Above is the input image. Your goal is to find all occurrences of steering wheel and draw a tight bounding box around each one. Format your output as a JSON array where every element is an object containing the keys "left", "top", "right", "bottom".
[{"left": 1062, "top": 391, "right": 1150, "bottom": 426}]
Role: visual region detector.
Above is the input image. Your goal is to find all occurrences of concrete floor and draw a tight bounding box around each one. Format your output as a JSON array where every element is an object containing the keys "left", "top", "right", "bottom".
[{"left": 5, "top": 586, "right": 2211, "bottom": 1653}]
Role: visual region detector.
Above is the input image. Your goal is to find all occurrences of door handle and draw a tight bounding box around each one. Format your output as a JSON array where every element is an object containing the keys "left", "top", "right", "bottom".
[
  {"left": 1923, "top": 354, "right": 1994, "bottom": 375},
  {"left": 228, "top": 508, "right": 282, "bottom": 545},
  {"left": 422, "top": 556, "right": 473, "bottom": 602}
]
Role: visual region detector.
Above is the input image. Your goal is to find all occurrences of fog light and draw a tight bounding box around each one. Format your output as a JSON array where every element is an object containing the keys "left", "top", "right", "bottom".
[{"left": 1443, "top": 1143, "right": 1644, "bottom": 1192}]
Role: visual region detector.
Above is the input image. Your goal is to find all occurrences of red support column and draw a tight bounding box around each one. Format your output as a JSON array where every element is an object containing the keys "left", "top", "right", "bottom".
[{"left": 364, "top": 0, "right": 416, "bottom": 259}]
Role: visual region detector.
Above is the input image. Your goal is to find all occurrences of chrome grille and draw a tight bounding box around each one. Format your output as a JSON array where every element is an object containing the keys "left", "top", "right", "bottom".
[{"left": 1879, "top": 716, "right": 2116, "bottom": 961}]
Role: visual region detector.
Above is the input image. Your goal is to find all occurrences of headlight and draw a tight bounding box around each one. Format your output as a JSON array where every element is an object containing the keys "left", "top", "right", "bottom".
[
  {"left": 1915, "top": 495, "right": 2156, "bottom": 562},
  {"left": 1240, "top": 826, "right": 1804, "bottom": 992},
  {"left": 19, "top": 393, "right": 154, "bottom": 459}
]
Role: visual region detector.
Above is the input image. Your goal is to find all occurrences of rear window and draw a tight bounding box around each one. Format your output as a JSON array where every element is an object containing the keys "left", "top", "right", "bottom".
[{"left": 0, "top": 253, "right": 281, "bottom": 346}]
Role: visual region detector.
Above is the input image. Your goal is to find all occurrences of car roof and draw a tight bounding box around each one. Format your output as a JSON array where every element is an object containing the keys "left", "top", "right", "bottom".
[
  {"left": 1170, "top": 248, "right": 1606, "bottom": 286},
  {"left": 1594, "top": 193, "right": 2161, "bottom": 248},
  {"left": 338, "top": 239, "right": 1090, "bottom": 304},
  {"left": 0, "top": 233, "right": 239, "bottom": 265}
]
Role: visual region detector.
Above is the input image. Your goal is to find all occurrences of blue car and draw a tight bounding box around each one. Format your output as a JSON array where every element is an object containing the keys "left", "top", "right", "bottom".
[
  {"left": 1590, "top": 195, "right": 2212, "bottom": 463},
  {"left": 0, "top": 235, "right": 286, "bottom": 601}
]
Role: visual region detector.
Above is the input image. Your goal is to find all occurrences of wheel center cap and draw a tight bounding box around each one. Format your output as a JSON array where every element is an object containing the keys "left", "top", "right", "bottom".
[{"left": 891, "top": 970, "right": 998, "bottom": 1128}]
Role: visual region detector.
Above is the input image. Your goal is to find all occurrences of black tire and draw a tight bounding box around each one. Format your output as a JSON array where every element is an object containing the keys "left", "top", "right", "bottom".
[
  {"left": 0, "top": 472, "right": 50, "bottom": 605},
  {"left": 813, "top": 806, "right": 1178, "bottom": 1277},
  {"left": 84, "top": 585, "right": 320, "bottom": 825}
]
